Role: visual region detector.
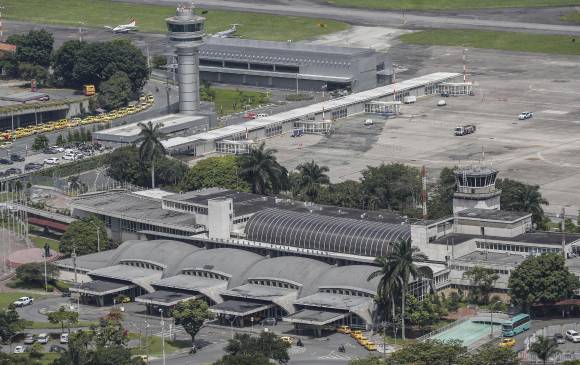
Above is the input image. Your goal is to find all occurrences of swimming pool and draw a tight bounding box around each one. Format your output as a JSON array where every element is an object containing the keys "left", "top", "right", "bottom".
[{"left": 431, "top": 320, "right": 493, "bottom": 347}]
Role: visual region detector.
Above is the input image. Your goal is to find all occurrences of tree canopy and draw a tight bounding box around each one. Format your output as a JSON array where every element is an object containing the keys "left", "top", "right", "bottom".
[
  {"left": 15, "top": 262, "right": 59, "bottom": 285},
  {"left": 7, "top": 29, "right": 53, "bottom": 67},
  {"left": 171, "top": 299, "right": 214, "bottom": 344},
  {"left": 240, "top": 142, "right": 287, "bottom": 195},
  {"left": 53, "top": 40, "right": 85, "bottom": 88},
  {"left": 508, "top": 253, "right": 579, "bottom": 310},
  {"left": 0, "top": 307, "right": 25, "bottom": 343},
  {"left": 47, "top": 307, "right": 79, "bottom": 333},
  {"left": 96, "top": 71, "right": 133, "bottom": 111},
  {"left": 216, "top": 332, "right": 290, "bottom": 365},
  {"left": 389, "top": 339, "right": 466, "bottom": 365},
  {"left": 60, "top": 216, "right": 108, "bottom": 256},
  {"left": 32, "top": 135, "right": 49, "bottom": 151},
  {"left": 181, "top": 155, "right": 250, "bottom": 192},
  {"left": 497, "top": 178, "right": 549, "bottom": 228},
  {"left": 463, "top": 266, "right": 499, "bottom": 305}
]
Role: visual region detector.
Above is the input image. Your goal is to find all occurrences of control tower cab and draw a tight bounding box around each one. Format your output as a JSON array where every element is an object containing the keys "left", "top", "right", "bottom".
[
  {"left": 166, "top": 3, "right": 206, "bottom": 114},
  {"left": 453, "top": 165, "right": 501, "bottom": 213}
]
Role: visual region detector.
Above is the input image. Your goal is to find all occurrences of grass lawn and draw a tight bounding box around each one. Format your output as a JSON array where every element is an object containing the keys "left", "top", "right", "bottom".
[
  {"left": 24, "top": 320, "right": 98, "bottom": 329},
  {"left": 400, "top": 29, "right": 580, "bottom": 56},
  {"left": 128, "top": 332, "right": 190, "bottom": 356},
  {"left": 562, "top": 11, "right": 580, "bottom": 23},
  {"left": 0, "top": 291, "right": 48, "bottom": 309},
  {"left": 30, "top": 234, "right": 61, "bottom": 252},
  {"left": 327, "top": 0, "right": 580, "bottom": 10},
  {"left": 14, "top": 353, "right": 60, "bottom": 365},
  {"left": 1, "top": 0, "right": 348, "bottom": 41},
  {"left": 203, "top": 87, "right": 270, "bottom": 116}
]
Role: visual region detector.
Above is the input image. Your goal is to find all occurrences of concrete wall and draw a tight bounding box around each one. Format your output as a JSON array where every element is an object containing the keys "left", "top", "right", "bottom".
[
  {"left": 208, "top": 198, "right": 233, "bottom": 239},
  {"left": 453, "top": 195, "right": 501, "bottom": 213},
  {"left": 454, "top": 217, "right": 532, "bottom": 238}
]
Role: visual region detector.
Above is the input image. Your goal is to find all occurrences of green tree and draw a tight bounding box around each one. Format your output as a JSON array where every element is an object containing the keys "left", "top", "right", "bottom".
[
  {"left": 153, "top": 157, "right": 188, "bottom": 187},
  {"left": 240, "top": 142, "right": 286, "bottom": 195},
  {"left": 180, "top": 155, "right": 250, "bottom": 192},
  {"left": 459, "top": 344, "right": 519, "bottom": 365},
  {"left": 390, "top": 339, "right": 466, "bottom": 365},
  {"left": 0, "top": 352, "right": 32, "bottom": 365},
  {"left": 530, "top": 335, "right": 560, "bottom": 365},
  {"left": 172, "top": 299, "right": 214, "bottom": 346},
  {"left": 97, "top": 71, "right": 133, "bottom": 111},
  {"left": 317, "top": 180, "right": 364, "bottom": 209},
  {"left": 31, "top": 134, "right": 49, "bottom": 151},
  {"left": 48, "top": 307, "right": 80, "bottom": 333},
  {"left": 463, "top": 266, "right": 499, "bottom": 304},
  {"left": 348, "top": 357, "right": 386, "bottom": 365},
  {"left": 7, "top": 29, "right": 53, "bottom": 67},
  {"left": 405, "top": 294, "right": 443, "bottom": 333},
  {"left": 53, "top": 40, "right": 86, "bottom": 87},
  {"left": 360, "top": 163, "right": 421, "bottom": 211},
  {"left": 219, "top": 332, "right": 290, "bottom": 365},
  {"left": 55, "top": 134, "right": 66, "bottom": 146},
  {"left": 293, "top": 160, "right": 330, "bottom": 202},
  {"left": 367, "top": 255, "right": 400, "bottom": 328},
  {"left": 497, "top": 178, "right": 549, "bottom": 228},
  {"left": 428, "top": 167, "right": 456, "bottom": 219},
  {"left": 106, "top": 145, "right": 146, "bottom": 186},
  {"left": 151, "top": 54, "right": 167, "bottom": 69},
  {"left": 15, "top": 262, "right": 59, "bottom": 285},
  {"left": 380, "top": 238, "right": 428, "bottom": 340},
  {"left": 0, "top": 307, "right": 25, "bottom": 343},
  {"left": 17, "top": 63, "right": 47, "bottom": 84},
  {"left": 508, "top": 253, "right": 579, "bottom": 311},
  {"left": 52, "top": 330, "right": 93, "bottom": 365},
  {"left": 68, "top": 175, "right": 86, "bottom": 194},
  {"left": 135, "top": 121, "right": 166, "bottom": 188},
  {"left": 59, "top": 216, "right": 108, "bottom": 256}
]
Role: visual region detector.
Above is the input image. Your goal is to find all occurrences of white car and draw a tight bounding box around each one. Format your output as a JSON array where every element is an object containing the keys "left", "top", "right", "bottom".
[
  {"left": 13, "top": 296, "right": 34, "bottom": 307},
  {"left": 437, "top": 99, "right": 447, "bottom": 106},
  {"left": 566, "top": 329, "right": 580, "bottom": 342},
  {"left": 37, "top": 333, "right": 49, "bottom": 344},
  {"left": 60, "top": 333, "right": 69, "bottom": 344},
  {"left": 518, "top": 111, "right": 533, "bottom": 120},
  {"left": 13, "top": 345, "right": 24, "bottom": 354},
  {"left": 50, "top": 146, "right": 65, "bottom": 153},
  {"left": 43, "top": 157, "right": 59, "bottom": 165}
]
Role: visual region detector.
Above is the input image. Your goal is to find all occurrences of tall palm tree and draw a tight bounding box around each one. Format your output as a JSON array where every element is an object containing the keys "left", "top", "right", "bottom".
[
  {"left": 134, "top": 121, "right": 166, "bottom": 188},
  {"left": 239, "top": 142, "right": 284, "bottom": 195},
  {"left": 68, "top": 175, "right": 83, "bottom": 194},
  {"left": 367, "top": 256, "right": 400, "bottom": 332},
  {"left": 530, "top": 335, "right": 560, "bottom": 365},
  {"left": 381, "top": 239, "right": 428, "bottom": 340},
  {"left": 295, "top": 160, "right": 330, "bottom": 202}
]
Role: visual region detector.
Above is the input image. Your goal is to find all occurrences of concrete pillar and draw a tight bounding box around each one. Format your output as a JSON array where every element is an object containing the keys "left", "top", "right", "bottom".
[{"left": 176, "top": 45, "right": 200, "bottom": 114}]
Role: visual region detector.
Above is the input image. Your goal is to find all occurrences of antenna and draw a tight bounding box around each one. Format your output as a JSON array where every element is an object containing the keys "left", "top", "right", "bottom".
[
  {"left": 421, "top": 165, "right": 427, "bottom": 220},
  {"left": 562, "top": 207, "right": 567, "bottom": 259}
]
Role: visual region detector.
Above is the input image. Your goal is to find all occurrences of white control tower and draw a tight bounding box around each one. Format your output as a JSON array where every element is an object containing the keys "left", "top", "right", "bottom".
[{"left": 166, "top": 2, "right": 206, "bottom": 114}]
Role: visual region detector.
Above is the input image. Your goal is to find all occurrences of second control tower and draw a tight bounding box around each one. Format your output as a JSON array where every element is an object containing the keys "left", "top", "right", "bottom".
[{"left": 166, "top": 3, "right": 205, "bottom": 114}]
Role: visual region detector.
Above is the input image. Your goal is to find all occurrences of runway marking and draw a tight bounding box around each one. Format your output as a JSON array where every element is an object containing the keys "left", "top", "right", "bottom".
[{"left": 541, "top": 110, "right": 569, "bottom": 115}]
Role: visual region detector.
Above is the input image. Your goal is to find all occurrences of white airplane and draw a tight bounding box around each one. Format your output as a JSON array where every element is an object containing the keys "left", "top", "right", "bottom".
[
  {"left": 212, "top": 24, "right": 239, "bottom": 38},
  {"left": 104, "top": 19, "right": 138, "bottom": 34}
]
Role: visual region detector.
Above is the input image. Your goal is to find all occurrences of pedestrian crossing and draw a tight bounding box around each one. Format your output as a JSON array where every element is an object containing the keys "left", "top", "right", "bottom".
[
  {"left": 318, "top": 351, "right": 358, "bottom": 361},
  {"left": 288, "top": 346, "right": 306, "bottom": 355}
]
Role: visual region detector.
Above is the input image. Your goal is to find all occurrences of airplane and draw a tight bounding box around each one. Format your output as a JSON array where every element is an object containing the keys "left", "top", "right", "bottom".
[
  {"left": 104, "top": 19, "right": 138, "bottom": 34},
  {"left": 211, "top": 24, "right": 239, "bottom": 38}
]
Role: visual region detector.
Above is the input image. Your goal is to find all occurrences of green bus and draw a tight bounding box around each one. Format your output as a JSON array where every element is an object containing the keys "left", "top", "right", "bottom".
[{"left": 502, "top": 313, "right": 531, "bottom": 337}]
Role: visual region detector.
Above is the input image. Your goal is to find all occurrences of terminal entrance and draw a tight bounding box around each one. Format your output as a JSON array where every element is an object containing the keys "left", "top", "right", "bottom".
[
  {"left": 364, "top": 101, "right": 401, "bottom": 117},
  {"left": 438, "top": 82, "right": 473, "bottom": 96}
]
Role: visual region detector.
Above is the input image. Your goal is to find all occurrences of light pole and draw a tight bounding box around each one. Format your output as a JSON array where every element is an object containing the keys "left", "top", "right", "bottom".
[
  {"left": 89, "top": 221, "right": 100, "bottom": 252},
  {"left": 159, "top": 308, "right": 166, "bottom": 365},
  {"left": 490, "top": 300, "right": 502, "bottom": 338}
]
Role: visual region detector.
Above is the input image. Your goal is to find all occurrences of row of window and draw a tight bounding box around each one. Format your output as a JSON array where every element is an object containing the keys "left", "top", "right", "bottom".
[
  {"left": 233, "top": 216, "right": 251, "bottom": 224},
  {"left": 265, "top": 124, "right": 283, "bottom": 137},
  {"left": 320, "top": 288, "right": 372, "bottom": 298},
  {"left": 164, "top": 200, "right": 208, "bottom": 215},
  {"left": 433, "top": 272, "right": 450, "bottom": 284},
  {"left": 199, "top": 50, "right": 353, "bottom": 67},
  {"left": 121, "top": 260, "right": 163, "bottom": 271},
  {"left": 476, "top": 241, "right": 561, "bottom": 254},
  {"left": 182, "top": 269, "right": 228, "bottom": 281},
  {"left": 249, "top": 279, "right": 299, "bottom": 290},
  {"left": 451, "top": 264, "right": 509, "bottom": 275},
  {"left": 331, "top": 107, "right": 347, "bottom": 120},
  {"left": 167, "top": 23, "right": 204, "bottom": 33},
  {"left": 118, "top": 218, "right": 192, "bottom": 236}
]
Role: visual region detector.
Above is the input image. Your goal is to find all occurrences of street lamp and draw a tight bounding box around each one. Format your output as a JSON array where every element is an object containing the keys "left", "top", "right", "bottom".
[
  {"left": 159, "top": 308, "right": 166, "bottom": 365},
  {"left": 490, "top": 300, "right": 502, "bottom": 338},
  {"left": 89, "top": 221, "right": 101, "bottom": 252}
]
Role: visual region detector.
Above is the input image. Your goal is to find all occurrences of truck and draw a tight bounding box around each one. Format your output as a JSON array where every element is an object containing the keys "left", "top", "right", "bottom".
[
  {"left": 454, "top": 125, "right": 476, "bottom": 136},
  {"left": 13, "top": 296, "right": 34, "bottom": 307},
  {"left": 403, "top": 95, "right": 416, "bottom": 104}
]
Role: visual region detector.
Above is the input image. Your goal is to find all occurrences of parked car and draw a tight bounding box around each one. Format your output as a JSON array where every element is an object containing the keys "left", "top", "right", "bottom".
[
  {"left": 51, "top": 146, "right": 65, "bottom": 153},
  {"left": 440, "top": 92, "right": 450, "bottom": 97},
  {"left": 566, "top": 329, "right": 580, "bottom": 342},
  {"left": 43, "top": 157, "right": 59, "bottom": 165},
  {"left": 437, "top": 99, "right": 447, "bottom": 106},
  {"left": 13, "top": 296, "right": 34, "bottom": 307},
  {"left": 37, "top": 333, "right": 49, "bottom": 344},
  {"left": 10, "top": 154, "right": 24, "bottom": 162},
  {"left": 518, "top": 111, "right": 533, "bottom": 120},
  {"left": 280, "top": 336, "right": 293, "bottom": 345},
  {"left": 25, "top": 162, "right": 43, "bottom": 171},
  {"left": 60, "top": 333, "right": 69, "bottom": 344},
  {"left": 499, "top": 338, "right": 515, "bottom": 348},
  {"left": 261, "top": 317, "right": 277, "bottom": 326},
  {"left": 13, "top": 345, "right": 25, "bottom": 354},
  {"left": 554, "top": 333, "right": 565, "bottom": 344},
  {"left": 0, "top": 157, "right": 13, "bottom": 165},
  {"left": 42, "top": 147, "right": 58, "bottom": 154},
  {"left": 5, "top": 168, "right": 22, "bottom": 175},
  {"left": 24, "top": 334, "right": 36, "bottom": 344},
  {"left": 50, "top": 345, "right": 66, "bottom": 353}
]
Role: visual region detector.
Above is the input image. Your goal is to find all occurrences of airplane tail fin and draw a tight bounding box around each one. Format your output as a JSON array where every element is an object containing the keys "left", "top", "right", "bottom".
[{"left": 129, "top": 19, "right": 136, "bottom": 26}]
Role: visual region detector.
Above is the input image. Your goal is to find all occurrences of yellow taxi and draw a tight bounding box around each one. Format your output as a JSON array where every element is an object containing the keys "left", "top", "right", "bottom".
[
  {"left": 499, "top": 338, "right": 516, "bottom": 348},
  {"left": 146, "top": 94, "right": 154, "bottom": 103},
  {"left": 337, "top": 325, "right": 351, "bottom": 334},
  {"left": 364, "top": 341, "right": 377, "bottom": 351},
  {"left": 357, "top": 336, "right": 368, "bottom": 346},
  {"left": 350, "top": 330, "right": 363, "bottom": 340},
  {"left": 280, "top": 336, "right": 293, "bottom": 345}
]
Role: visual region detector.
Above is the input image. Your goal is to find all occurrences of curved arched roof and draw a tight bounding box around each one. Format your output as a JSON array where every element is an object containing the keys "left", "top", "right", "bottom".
[
  {"left": 108, "top": 240, "right": 201, "bottom": 270},
  {"left": 315, "top": 265, "right": 380, "bottom": 294},
  {"left": 240, "top": 256, "right": 331, "bottom": 297},
  {"left": 166, "top": 248, "right": 265, "bottom": 287},
  {"left": 245, "top": 208, "right": 410, "bottom": 257}
]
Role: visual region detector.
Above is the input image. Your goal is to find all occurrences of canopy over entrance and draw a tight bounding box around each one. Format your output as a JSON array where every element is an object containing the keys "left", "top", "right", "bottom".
[
  {"left": 70, "top": 280, "right": 135, "bottom": 296},
  {"left": 210, "top": 300, "right": 273, "bottom": 316},
  {"left": 136, "top": 290, "right": 200, "bottom": 307},
  {"left": 283, "top": 309, "right": 347, "bottom": 326}
]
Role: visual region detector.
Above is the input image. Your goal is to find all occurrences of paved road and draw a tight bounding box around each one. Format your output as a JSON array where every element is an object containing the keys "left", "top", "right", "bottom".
[{"left": 126, "top": 0, "right": 580, "bottom": 35}]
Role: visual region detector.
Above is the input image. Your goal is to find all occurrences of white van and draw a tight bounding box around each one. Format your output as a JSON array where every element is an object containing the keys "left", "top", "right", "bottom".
[
  {"left": 60, "top": 333, "right": 69, "bottom": 344},
  {"left": 363, "top": 119, "right": 374, "bottom": 126}
]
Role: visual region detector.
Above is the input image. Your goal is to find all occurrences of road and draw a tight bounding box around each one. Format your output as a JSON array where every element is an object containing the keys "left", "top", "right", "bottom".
[{"left": 123, "top": 0, "right": 580, "bottom": 35}]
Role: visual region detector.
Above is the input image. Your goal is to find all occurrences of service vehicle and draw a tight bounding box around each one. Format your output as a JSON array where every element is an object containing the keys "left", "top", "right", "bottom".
[
  {"left": 13, "top": 296, "right": 34, "bottom": 307},
  {"left": 83, "top": 84, "right": 96, "bottom": 96},
  {"left": 518, "top": 111, "right": 533, "bottom": 120},
  {"left": 364, "top": 341, "right": 377, "bottom": 351},
  {"left": 364, "top": 119, "right": 374, "bottom": 126},
  {"left": 280, "top": 336, "right": 293, "bottom": 345},
  {"left": 503, "top": 313, "right": 531, "bottom": 337},
  {"left": 43, "top": 157, "right": 59, "bottom": 165},
  {"left": 437, "top": 100, "right": 447, "bottom": 106},
  {"left": 554, "top": 333, "right": 565, "bottom": 344},
  {"left": 350, "top": 330, "right": 363, "bottom": 340},
  {"left": 403, "top": 95, "right": 416, "bottom": 104},
  {"left": 14, "top": 346, "right": 25, "bottom": 354},
  {"left": 60, "top": 333, "right": 69, "bottom": 344},
  {"left": 454, "top": 125, "right": 476, "bottom": 136}
]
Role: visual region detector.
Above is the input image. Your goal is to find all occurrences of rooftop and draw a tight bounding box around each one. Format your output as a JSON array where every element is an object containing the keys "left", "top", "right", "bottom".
[
  {"left": 224, "top": 283, "right": 297, "bottom": 301},
  {"left": 153, "top": 274, "right": 228, "bottom": 292},
  {"left": 294, "top": 292, "right": 372, "bottom": 311},
  {"left": 433, "top": 231, "right": 580, "bottom": 246},
  {"left": 94, "top": 113, "right": 206, "bottom": 140},
  {"left": 454, "top": 251, "right": 527, "bottom": 266},
  {"left": 135, "top": 290, "right": 199, "bottom": 306},
  {"left": 456, "top": 208, "right": 531, "bottom": 222},
  {"left": 56, "top": 250, "right": 115, "bottom": 271},
  {"left": 72, "top": 191, "right": 204, "bottom": 232},
  {"left": 69, "top": 280, "right": 134, "bottom": 295},
  {"left": 283, "top": 309, "right": 348, "bottom": 326}
]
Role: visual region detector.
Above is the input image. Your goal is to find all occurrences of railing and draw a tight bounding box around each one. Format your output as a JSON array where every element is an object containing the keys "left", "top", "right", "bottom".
[{"left": 417, "top": 316, "right": 471, "bottom": 341}]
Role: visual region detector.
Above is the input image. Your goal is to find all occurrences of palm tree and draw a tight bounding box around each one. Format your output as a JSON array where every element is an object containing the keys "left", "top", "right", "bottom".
[
  {"left": 380, "top": 238, "right": 428, "bottom": 340},
  {"left": 239, "top": 142, "right": 284, "bottom": 195},
  {"left": 295, "top": 160, "right": 330, "bottom": 202},
  {"left": 68, "top": 175, "right": 83, "bottom": 194},
  {"left": 530, "top": 335, "right": 560, "bottom": 365},
  {"left": 134, "top": 121, "right": 166, "bottom": 188},
  {"left": 367, "top": 256, "right": 400, "bottom": 333}
]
